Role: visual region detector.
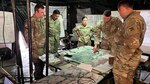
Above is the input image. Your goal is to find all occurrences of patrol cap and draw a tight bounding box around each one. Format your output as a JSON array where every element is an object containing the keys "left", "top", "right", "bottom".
[{"left": 103, "top": 10, "right": 111, "bottom": 17}]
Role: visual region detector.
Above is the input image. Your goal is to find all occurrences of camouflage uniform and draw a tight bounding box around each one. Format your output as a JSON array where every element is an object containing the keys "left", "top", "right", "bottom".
[
  {"left": 94, "top": 17, "right": 122, "bottom": 50},
  {"left": 24, "top": 15, "right": 46, "bottom": 80},
  {"left": 73, "top": 24, "right": 93, "bottom": 47},
  {"left": 112, "top": 11, "right": 146, "bottom": 84},
  {"left": 49, "top": 16, "right": 60, "bottom": 53}
]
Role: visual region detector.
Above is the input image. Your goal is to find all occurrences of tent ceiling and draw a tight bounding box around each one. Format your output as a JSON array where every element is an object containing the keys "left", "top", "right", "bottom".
[{"left": 16, "top": 0, "right": 149, "bottom": 10}]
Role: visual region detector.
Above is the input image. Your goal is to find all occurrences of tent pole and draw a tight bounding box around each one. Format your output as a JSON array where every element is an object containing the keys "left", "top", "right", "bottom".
[
  {"left": 45, "top": 0, "right": 49, "bottom": 76},
  {"left": 26, "top": 0, "right": 33, "bottom": 82},
  {"left": 11, "top": 0, "right": 24, "bottom": 83}
]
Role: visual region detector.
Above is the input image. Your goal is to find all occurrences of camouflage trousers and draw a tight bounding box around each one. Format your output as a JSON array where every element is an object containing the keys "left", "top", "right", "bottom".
[
  {"left": 113, "top": 54, "right": 140, "bottom": 84},
  {"left": 49, "top": 37, "right": 60, "bottom": 54}
]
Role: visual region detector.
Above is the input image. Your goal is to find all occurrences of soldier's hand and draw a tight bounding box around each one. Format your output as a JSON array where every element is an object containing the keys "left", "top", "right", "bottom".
[{"left": 92, "top": 47, "right": 99, "bottom": 53}]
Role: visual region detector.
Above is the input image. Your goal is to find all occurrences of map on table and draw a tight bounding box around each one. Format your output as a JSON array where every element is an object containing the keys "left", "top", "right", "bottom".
[{"left": 61, "top": 46, "right": 107, "bottom": 65}]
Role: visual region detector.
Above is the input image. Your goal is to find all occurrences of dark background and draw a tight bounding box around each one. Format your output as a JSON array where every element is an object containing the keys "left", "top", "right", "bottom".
[{"left": 0, "top": 0, "right": 149, "bottom": 34}]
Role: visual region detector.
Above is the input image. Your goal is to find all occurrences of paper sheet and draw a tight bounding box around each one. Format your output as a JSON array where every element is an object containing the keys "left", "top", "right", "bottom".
[
  {"left": 77, "top": 63, "right": 93, "bottom": 72},
  {"left": 141, "top": 55, "right": 149, "bottom": 62},
  {"left": 93, "top": 64, "right": 112, "bottom": 73}
]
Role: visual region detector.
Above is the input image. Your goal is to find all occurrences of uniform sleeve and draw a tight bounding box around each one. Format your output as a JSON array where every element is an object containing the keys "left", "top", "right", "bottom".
[
  {"left": 125, "top": 19, "right": 142, "bottom": 49},
  {"left": 112, "top": 18, "right": 122, "bottom": 35},
  {"left": 24, "top": 19, "right": 37, "bottom": 46},
  {"left": 73, "top": 26, "right": 82, "bottom": 37},
  {"left": 93, "top": 24, "right": 101, "bottom": 44},
  {"left": 41, "top": 18, "right": 46, "bottom": 33},
  {"left": 31, "top": 19, "right": 37, "bottom": 46},
  {"left": 116, "top": 17, "right": 122, "bottom": 28},
  {"left": 58, "top": 21, "right": 61, "bottom": 33},
  {"left": 120, "top": 19, "right": 143, "bottom": 64},
  {"left": 73, "top": 26, "right": 78, "bottom": 37},
  {"left": 24, "top": 19, "right": 29, "bottom": 45},
  {"left": 90, "top": 26, "right": 94, "bottom": 37}
]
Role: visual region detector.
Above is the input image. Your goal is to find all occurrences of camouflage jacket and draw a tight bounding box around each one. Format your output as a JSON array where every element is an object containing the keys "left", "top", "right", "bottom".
[
  {"left": 49, "top": 16, "right": 60, "bottom": 39},
  {"left": 112, "top": 11, "right": 146, "bottom": 64},
  {"left": 94, "top": 17, "right": 122, "bottom": 44},
  {"left": 24, "top": 15, "right": 46, "bottom": 58},
  {"left": 73, "top": 24, "right": 93, "bottom": 44}
]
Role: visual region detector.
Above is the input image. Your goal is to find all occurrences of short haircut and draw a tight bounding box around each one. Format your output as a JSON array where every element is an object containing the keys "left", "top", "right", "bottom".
[
  {"left": 53, "top": 9, "right": 60, "bottom": 14},
  {"left": 34, "top": 4, "right": 44, "bottom": 12},
  {"left": 82, "top": 16, "right": 88, "bottom": 20},
  {"left": 103, "top": 10, "right": 111, "bottom": 17},
  {"left": 118, "top": 0, "right": 134, "bottom": 9}
]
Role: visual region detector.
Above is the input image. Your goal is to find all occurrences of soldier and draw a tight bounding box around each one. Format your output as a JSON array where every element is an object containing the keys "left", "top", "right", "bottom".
[
  {"left": 112, "top": 0, "right": 146, "bottom": 84},
  {"left": 93, "top": 10, "right": 122, "bottom": 52},
  {"left": 24, "top": 4, "right": 46, "bottom": 80},
  {"left": 73, "top": 16, "right": 93, "bottom": 46},
  {"left": 49, "top": 10, "right": 61, "bottom": 54}
]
